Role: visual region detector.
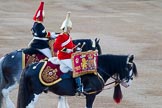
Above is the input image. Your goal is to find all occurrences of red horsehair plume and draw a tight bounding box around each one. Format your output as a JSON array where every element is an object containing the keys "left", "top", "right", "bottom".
[{"left": 113, "top": 83, "right": 123, "bottom": 104}]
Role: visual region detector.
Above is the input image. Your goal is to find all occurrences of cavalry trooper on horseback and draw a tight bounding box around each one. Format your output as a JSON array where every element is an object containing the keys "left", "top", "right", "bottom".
[
  {"left": 28, "top": 1, "right": 58, "bottom": 58},
  {"left": 53, "top": 12, "right": 83, "bottom": 95}
]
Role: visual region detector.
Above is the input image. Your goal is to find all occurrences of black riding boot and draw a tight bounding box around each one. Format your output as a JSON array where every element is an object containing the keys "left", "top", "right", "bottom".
[{"left": 75, "top": 77, "right": 83, "bottom": 95}]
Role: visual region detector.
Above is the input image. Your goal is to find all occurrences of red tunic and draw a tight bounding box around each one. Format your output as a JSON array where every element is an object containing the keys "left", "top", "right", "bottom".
[{"left": 53, "top": 33, "right": 75, "bottom": 60}]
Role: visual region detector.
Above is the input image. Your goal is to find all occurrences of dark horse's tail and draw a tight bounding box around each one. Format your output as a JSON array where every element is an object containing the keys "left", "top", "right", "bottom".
[
  {"left": 0, "top": 57, "right": 5, "bottom": 108},
  {"left": 17, "top": 66, "right": 31, "bottom": 108}
]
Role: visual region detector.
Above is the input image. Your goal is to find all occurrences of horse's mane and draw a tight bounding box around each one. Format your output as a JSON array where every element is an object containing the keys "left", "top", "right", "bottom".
[
  {"left": 98, "top": 54, "right": 129, "bottom": 68},
  {"left": 132, "top": 62, "right": 138, "bottom": 77}
]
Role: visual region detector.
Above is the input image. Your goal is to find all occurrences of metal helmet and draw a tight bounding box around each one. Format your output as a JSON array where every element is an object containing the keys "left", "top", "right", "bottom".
[{"left": 60, "top": 12, "right": 72, "bottom": 32}]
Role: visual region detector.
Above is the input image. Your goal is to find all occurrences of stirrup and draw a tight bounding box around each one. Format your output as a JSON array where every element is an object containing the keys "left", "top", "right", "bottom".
[
  {"left": 76, "top": 85, "right": 84, "bottom": 96},
  {"left": 77, "top": 86, "right": 84, "bottom": 92}
]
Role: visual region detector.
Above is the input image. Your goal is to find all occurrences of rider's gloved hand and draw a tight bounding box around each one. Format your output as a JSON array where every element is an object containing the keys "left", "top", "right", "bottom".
[
  {"left": 76, "top": 47, "right": 82, "bottom": 52},
  {"left": 66, "top": 49, "right": 73, "bottom": 53},
  {"left": 50, "top": 32, "right": 58, "bottom": 39}
]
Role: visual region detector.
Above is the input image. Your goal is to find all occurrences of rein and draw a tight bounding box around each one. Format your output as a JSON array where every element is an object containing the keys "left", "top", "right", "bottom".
[
  {"left": 83, "top": 72, "right": 121, "bottom": 95},
  {"left": 98, "top": 67, "right": 122, "bottom": 87},
  {"left": 83, "top": 80, "right": 120, "bottom": 95},
  {"left": 103, "top": 73, "right": 121, "bottom": 90},
  {"left": 82, "top": 63, "right": 134, "bottom": 95},
  {"left": 104, "top": 80, "right": 120, "bottom": 88}
]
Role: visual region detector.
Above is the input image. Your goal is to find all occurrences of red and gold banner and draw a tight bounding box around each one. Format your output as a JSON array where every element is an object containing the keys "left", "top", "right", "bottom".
[{"left": 71, "top": 51, "right": 98, "bottom": 78}]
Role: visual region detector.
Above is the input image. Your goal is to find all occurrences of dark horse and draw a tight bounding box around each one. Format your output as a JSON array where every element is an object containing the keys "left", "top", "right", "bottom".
[
  {"left": 17, "top": 54, "right": 137, "bottom": 108},
  {"left": 0, "top": 38, "right": 101, "bottom": 108}
]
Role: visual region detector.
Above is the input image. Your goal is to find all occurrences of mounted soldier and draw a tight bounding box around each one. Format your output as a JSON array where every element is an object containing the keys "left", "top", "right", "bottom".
[
  {"left": 53, "top": 12, "right": 84, "bottom": 94},
  {"left": 28, "top": 1, "right": 58, "bottom": 58}
]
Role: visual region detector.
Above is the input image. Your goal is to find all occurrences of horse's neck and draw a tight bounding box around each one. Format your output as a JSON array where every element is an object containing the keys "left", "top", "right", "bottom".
[
  {"left": 98, "top": 55, "right": 116, "bottom": 82},
  {"left": 98, "top": 54, "right": 128, "bottom": 82},
  {"left": 98, "top": 54, "right": 125, "bottom": 81}
]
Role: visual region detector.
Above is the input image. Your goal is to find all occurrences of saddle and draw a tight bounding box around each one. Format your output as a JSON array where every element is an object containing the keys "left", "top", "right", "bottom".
[
  {"left": 39, "top": 61, "right": 64, "bottom": 86},
  {"left": 22, "top": 48, "right": 48, "bottom": 68}
]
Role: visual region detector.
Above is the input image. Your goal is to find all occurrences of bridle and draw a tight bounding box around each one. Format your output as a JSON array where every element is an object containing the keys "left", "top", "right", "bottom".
[
  {"left": 123, "top": 69, "right": 134, "bottom": 82},
  {"left": 83, "top": 61, "right": 134, "bottom": 95},
  {"left": 104, "top": 62, "right": 134, "bottom": 89}
]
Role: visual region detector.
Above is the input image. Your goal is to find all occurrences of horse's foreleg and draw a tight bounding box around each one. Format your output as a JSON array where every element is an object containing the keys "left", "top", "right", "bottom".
[
  {"left": 26, "top": 94, "right": 39, "bottom": 108},
  {"left": 86, "top": 94, "right": 96, "bottom": 108},
  {"left": 2, "top": 83, "right": 18, "bottom": 108},
  {"left": 57, "top": 96, "right": 69, "bottom": 108}
]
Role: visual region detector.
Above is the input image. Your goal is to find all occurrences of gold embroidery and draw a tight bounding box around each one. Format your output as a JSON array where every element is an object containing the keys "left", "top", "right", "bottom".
[
  {"left": 81, "top": 58, "right": 87, "bottom": 70},
  {"left": 41, "top": 66, "right": 58, "bottom": 83},
  {"left": 26, "top": 54, "right": 39, "bottom": 67},
  {"left": 74, "top": 66, "right": 81, "bottom": 71},
  {"left": 72, "top": 51, "right": 98, "bottom": 78}
]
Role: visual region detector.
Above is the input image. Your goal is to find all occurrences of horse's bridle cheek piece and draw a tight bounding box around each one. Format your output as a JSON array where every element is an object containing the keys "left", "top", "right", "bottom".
[{"left": 120, "top": 68, "right": 134, "bottom": 88}]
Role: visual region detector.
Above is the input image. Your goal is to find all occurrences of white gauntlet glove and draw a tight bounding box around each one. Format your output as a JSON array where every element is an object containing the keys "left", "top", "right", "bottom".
[
  {"left": 50, "top": 32, "right": 58, "bottom": 39},
  {"left": 76, "top": 47, "right": 82, "bottom": 52},
  {"left": 66, "top": 49, "right": 73, "bottom": 53}
]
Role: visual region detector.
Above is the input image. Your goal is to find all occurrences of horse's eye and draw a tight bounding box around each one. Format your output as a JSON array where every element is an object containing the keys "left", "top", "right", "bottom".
[{"left": 127, "top": 64, "right": 133, "bottom": 70}]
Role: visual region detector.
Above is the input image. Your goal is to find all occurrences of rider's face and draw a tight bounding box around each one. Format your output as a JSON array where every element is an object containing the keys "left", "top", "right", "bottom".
[{"left": 67, "top": 27, "right": 72, "bottom": 34}]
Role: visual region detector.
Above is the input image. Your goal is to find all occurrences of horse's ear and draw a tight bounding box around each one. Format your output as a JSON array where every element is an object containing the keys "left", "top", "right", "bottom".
[
  {"left": 128, "top": 55, "right": 134, "bottom": 63},
  {"left": 95, "top": 38, "right": 100, "bottom": 44}
]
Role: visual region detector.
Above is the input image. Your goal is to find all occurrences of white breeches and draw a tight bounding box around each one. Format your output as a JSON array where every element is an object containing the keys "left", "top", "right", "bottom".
[
  {"left": 48, "top": 57, "right": 60, "bottom": 65},
  {"left": 59, "top": 59, "right": 73, "bottom": 73},
  {"left": 38, "top": 48, "right": 52, "bottom": 58}
]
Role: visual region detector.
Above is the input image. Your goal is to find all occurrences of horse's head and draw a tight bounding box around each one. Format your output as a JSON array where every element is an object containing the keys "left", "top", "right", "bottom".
[
  {"left": 119, "top": 55, "right": 138, "bottom": 88},
  {"left": 98, "top": 54, "right": 138, "bottom": 87}
]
